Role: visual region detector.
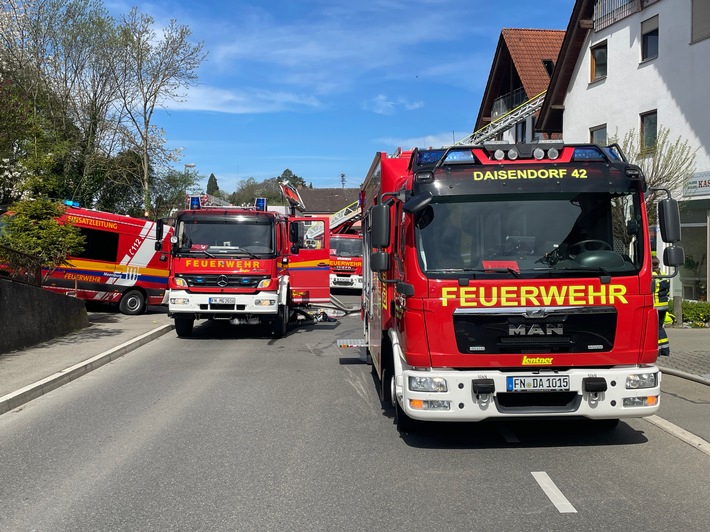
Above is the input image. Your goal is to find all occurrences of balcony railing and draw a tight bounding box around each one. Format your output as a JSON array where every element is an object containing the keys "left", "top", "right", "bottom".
[
  {"left": 594, "top": 0, "right": 645, "bottom": 31},
  {"left": 491, "top": 87, "right": 527, "bottom": 119}
]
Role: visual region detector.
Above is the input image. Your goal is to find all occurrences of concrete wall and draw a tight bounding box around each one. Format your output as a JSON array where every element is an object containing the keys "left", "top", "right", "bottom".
[{"left": 0, "top": 279, "right": 89, "bottom": 354}]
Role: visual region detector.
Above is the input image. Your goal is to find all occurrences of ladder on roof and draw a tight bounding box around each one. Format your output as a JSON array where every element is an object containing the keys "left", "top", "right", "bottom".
[
  {"left": 305, "top": 200, "right": 362, "bottom": 239},
  {"left": 455, "top": 90, "right": 547, "bottom": 146}
]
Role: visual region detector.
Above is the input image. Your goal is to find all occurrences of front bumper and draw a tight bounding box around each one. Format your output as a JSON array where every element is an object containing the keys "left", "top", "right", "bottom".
[
  {"left": 167, "top": 289, "right": 279, "bottom": 316},
  {"left": 330, "top": 273, "right": 363, "bottom": 289},
  {"left": 396, "top": 366, "right": 661, "bottom": 422}
]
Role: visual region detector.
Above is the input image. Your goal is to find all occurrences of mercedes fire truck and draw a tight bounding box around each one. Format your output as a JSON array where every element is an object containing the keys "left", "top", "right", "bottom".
[
  {"left": 157, "top": 188, "right": 330, "bottom": 338},
  {"left": 360, "top": 142, "right": 684, "bottom": 432}
]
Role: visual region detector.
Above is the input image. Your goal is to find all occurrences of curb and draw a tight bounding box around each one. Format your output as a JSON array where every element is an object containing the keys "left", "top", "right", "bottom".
[
  {"left": 0, "top": 323, "right": 174, "bottom": 416},
  {"left": 659, "top": 366, "right": 710, "bottom": 387}
]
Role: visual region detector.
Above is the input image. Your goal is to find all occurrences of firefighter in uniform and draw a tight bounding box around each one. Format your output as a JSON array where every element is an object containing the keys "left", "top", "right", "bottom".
[{"left": 653, "top": 256, "right": 670, "bottom": 357}]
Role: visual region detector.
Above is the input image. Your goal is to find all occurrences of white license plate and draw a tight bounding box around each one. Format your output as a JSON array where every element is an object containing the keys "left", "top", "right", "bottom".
[
  {"left": 506, "top": 375, "right": 570, "bottom": 392},
  {"left": 209, "top": 297, "right": 235, "bottom": 304}
]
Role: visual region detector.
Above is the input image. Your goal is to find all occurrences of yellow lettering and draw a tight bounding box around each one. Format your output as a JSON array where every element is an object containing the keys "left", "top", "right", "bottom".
[
  {"left": 441, "top": 287, "right": 458, "bottom": 306},
  {"left": 479, "top": 286, "right": 496, "bottom": 306},
  {"left": 520, "top": 286, "right": 540, "bottom": 306},
  {"left": 500, "top": 286, "right": 517, "bottom": 306},
  {"left": 609, "top": 284, "right": 628, "bottom": 304},
  {"left": 460, "top": 287, "right": 477, "bottom": 307},
  {"left": 588, "top": 285, "right": 606, "bottom": 304},
  {"left": 568, "top": 285, "right": 585, "bottom": 305}
]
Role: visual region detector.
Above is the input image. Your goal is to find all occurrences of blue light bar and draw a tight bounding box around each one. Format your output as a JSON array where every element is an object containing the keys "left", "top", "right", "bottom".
[
  {"left": 63, "top": 200, "right": 80, "bottom": 207},
  {"left": 255, "top": 197, "right": 267, "bottom": 211}
]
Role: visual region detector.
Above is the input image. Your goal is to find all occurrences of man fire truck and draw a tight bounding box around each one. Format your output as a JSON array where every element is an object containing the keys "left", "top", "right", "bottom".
[
  {"left": 359, "top": 142, "right": 684, "bottom": 432},
  {"left": 157, "top": 187, "right": 330, "bottom": 338}
]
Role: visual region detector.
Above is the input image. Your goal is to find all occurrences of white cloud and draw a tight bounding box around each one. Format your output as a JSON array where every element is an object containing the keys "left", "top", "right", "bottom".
[
  {"left": 164, "top": 84, "right": 322, "bottom": 113},
  {"left": 363, "top": 95, "right": 424, "bottom": 115}
]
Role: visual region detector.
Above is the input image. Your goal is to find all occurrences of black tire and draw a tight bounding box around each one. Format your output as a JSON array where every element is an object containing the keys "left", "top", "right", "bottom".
[
  {"left": 119, "top": 289, "right": 146, "bottom": 315},
  {"left": 273, "top": 304, "right": 289, "bottom": 338},
  {"left": 175, "top": 317, "right": 194, "bottom": 338}
]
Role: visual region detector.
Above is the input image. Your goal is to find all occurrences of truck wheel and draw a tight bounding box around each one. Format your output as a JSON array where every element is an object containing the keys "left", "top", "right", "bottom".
[
  {"left": 175, "top": 317, "right": 194, "bottom": 338},
  {"left": 119, "top": 289, "right": 146, "bottom": 315},
  {"left": 273, "top": 304, "right": 289, "bottom": 338}
]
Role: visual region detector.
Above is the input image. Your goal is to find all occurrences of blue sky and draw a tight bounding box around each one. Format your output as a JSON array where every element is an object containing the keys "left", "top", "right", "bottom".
[{"left": 107, "top": 0, "right": 575, "bottom": 192}]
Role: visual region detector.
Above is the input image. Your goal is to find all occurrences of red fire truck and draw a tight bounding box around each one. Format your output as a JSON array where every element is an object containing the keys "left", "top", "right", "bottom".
[
  {"left": 43, "top": 206, "right": 172, "bottom": 314},
  {"left": 360, "top": 142, "right": 684, "bottom": 432},
  {"left": 330, "top": 233, "right": 363, "bottom": 290},
  {"left": 157, "top": 187, "right": 330, "bottom": 338}
]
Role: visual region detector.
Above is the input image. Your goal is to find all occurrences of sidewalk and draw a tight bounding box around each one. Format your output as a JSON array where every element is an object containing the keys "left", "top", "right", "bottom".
[
  {"left": 0, "top": 309, "right": 174, "bottom": 414},
  {"left": 658, "top": 327, "right": 710, "bottom": 384}
]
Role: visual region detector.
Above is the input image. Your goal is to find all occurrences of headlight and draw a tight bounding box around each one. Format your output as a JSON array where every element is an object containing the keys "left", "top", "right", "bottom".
[
  {"left": 172, "top": 277, "right": 188, "bottom": 288},
  {"left": 257, "top": 279, "right": 271, "bottom": 289},
  {"left": 409, "top": 399, "right": 451, "bottom": 411},
  {"left": 254, "top": 299, "right": 276, "bottom": 306},
  {"left": 408, "top": 376, "right": 448, "bottom": 392},
  {"left": 623, "top": 396, "right": 659, "bottom": 407},
  {"left": 626, "top": 373, "right": 657, "bottom": 389}
]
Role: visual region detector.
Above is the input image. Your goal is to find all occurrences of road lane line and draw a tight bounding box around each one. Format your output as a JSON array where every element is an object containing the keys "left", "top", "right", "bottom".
[
  {"left": 531, "top": 471, "right": 577, "bottom": 514},
  {"left": 645, "top": 415, "right": 710, "bottom": 457}
]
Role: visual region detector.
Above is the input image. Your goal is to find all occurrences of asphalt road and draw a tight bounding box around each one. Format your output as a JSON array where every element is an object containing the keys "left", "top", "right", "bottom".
[{"left": 1, "top": 293, "right": 709, "bottom": 531}]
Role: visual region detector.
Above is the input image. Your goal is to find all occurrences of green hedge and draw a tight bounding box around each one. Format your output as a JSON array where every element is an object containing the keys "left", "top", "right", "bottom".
[{"left": 669, "top": 299, "right": 710, "bottom": 327}]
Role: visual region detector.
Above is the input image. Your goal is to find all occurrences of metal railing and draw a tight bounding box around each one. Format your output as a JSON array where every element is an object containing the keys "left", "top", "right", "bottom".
[
  {"left": 0, "top": 245, "right": 42, "bottom": 286},
  {"left": 594, "top": 0, "right": 641, "bottom": 31}
]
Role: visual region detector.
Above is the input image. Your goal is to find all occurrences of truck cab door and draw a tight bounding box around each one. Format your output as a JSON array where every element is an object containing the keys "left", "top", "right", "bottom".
[{"left": 288, "top": 216, "right": 330, "bottom": 304}]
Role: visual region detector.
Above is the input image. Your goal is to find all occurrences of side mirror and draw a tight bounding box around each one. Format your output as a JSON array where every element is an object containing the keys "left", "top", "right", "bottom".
[
  {"left": 658, "top": 198, "right": 681, "bottom": 243},
  {"left": 664, "top": 245, "right": 685, "bottom": 268},
  {"left": 155, "top": 219, "right": 164, "bottom": 251},
  {"left": 370, "top": 251, "right": 389, "bottom": 272},
  {"left": 371, "top": 204, "right": 390, "bottom": 248},
  {"left": 403, "top": 191, "right": 433, "bottom": 214}
]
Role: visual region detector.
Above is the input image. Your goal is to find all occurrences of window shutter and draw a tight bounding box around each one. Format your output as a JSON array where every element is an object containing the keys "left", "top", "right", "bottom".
[{"left": 641, "top": 15, "right": 658, "bottom": 35}]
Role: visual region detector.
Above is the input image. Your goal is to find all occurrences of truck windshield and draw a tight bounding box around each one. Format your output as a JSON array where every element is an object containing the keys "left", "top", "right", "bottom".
[
  {"left": 331, "top": 237, "right": 362, "bottom": 257},
  {"left": 176, "top": 220, "right": 274, "bottom": 256},
  {"left": 414, "top": 192, "right": 644, "bottom": 278}
]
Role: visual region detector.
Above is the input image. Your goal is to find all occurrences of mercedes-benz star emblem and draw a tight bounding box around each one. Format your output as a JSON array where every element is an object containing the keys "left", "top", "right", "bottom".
[{"left": 217, "top": 275, "right": 229, "bottom": 287}]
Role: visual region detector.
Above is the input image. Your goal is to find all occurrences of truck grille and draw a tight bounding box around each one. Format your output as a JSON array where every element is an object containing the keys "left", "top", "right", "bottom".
[{"left": 453, "top": 306, "right": 616, "bottom": 355}]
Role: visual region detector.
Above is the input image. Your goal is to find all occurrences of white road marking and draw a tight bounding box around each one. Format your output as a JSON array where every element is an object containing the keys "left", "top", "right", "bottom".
[
  {"left": 531, "top": 471, "right": 577, "bottom": 514},
  {"left": 645, "top": 415, "right": 710, "bottom": 457}
]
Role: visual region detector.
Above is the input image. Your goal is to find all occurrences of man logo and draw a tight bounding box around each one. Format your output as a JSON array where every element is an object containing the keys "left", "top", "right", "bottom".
[{"left": 509, "top": 323, "right": 564, "bottom": 336}]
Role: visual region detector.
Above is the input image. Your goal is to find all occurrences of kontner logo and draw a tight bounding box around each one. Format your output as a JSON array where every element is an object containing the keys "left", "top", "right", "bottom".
[{"left": 522, "top": 356, "right": 554, "bottom": 365}]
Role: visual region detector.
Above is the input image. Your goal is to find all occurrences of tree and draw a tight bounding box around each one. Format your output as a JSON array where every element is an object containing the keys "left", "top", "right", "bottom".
[
  {"left": 617, "top": 125, "right": 697, "bottom": 221},
  {"left": 206, "top": 173, "right": 219, "bottom": 195},
  {"left": 0, "top": 198, "right": 85, "bottom": 280},
  {"left": 112, "top": 7, "right": 206, "bottom": 217},
  {"left": 278, "top": 168, "right": 306, "bottom": 189},
  {"left": 151, "top": 167, "right": 200, "bottom": 219}
]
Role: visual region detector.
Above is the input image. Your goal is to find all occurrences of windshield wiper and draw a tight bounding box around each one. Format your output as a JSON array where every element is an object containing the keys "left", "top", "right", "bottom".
[
  {"left": 231, "top": 246, "right": 260, "bottom": 259},
  {"left": 180, "top": 248, "right": 215, "bottom": 258}
]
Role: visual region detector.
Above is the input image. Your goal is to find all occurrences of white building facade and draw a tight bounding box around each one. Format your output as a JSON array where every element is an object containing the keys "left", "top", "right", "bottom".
[{"left": 561, "top": 0, "right": 710, "bottom": 300}]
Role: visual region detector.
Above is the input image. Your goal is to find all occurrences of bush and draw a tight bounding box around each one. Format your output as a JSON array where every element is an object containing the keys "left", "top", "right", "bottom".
[{"left": 670, "top": 300, "right": 710, "bottom": 327}]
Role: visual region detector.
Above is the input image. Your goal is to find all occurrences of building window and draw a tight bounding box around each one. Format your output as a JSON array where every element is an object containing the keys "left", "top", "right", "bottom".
[
  {"left": 692, "top": 0, "right": 710, "bottom": 43},
  {"left": 590, "top": 125, "right": 608, "bottom": 145},
  {"left": 591, "top": 41, "right": 607, "bottom": 81},
  {"left": 641, "top": 15, "right": 659, "bottom": 60},
  {"left": 641, "top": 111, "right": 658, "bottom": 151}
]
